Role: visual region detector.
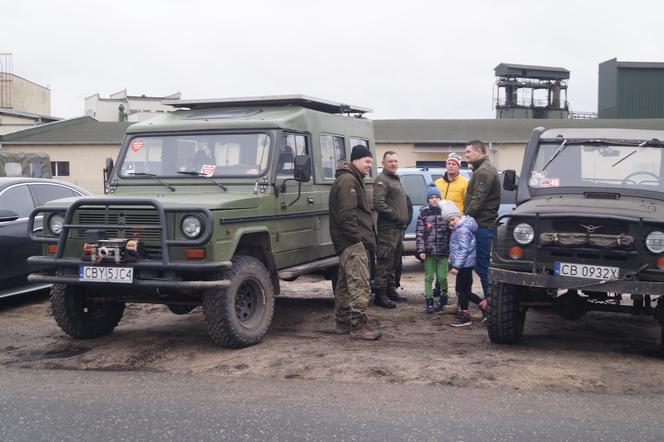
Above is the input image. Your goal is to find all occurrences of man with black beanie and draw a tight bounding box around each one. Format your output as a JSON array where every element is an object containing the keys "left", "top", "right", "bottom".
[{"left": 328, "top": 145, "right": 381, "bottom": 340}]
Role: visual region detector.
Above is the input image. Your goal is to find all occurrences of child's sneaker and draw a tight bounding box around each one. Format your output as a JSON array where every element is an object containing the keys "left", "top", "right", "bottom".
[
  {"left": 450, "top": 311, "right": 471, "bottom": 327},
  {"left": 425, "top": 297, "right": 434, "bottom": 314},
  {"left": 433, "top": 294, "right": 448, "bottom": 312},
  {"left": 479, "top": 299, "right": 488, "bottom": 323}
]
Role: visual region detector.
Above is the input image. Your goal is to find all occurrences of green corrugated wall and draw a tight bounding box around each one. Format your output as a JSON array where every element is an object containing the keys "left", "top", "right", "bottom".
[{"left": 616, "top": 69, "right": 664, "bottom": 118}]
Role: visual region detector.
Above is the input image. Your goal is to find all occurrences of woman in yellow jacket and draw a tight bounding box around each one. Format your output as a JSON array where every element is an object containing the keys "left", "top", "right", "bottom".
[{"left": 433, "top": 154, "right": 468, "bottom": 212}]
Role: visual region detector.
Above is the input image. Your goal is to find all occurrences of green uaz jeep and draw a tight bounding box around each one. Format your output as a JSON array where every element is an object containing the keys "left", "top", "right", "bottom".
[
  {"left": 489, "top": 127, "right": 664, "bottom": 355},
  {"left": 28, "top": 95, "right": 375, "bottom": 348}
]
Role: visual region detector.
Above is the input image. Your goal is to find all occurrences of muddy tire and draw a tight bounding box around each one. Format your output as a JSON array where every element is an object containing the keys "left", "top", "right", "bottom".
[
  {"left": 487, "top": 281, "right": 525, "bottom": 344},
  {"left": 202, "top": 255, "right": 275, "bottom": 348},
  {"left": 51, "top": 284, "right": 125, "bottom": 339}
]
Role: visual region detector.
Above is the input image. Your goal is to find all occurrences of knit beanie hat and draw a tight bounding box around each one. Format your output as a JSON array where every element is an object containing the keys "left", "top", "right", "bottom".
[
  {"left": 446, "top": 153, "right": 462, "bottom": 167},
  {"left": 350, "top": 145, "right": 373, "bottom": 161},
  {"left": 426, "top": 185, "right": 441, "bottom": 200},
  {"left": 439, "top": 199, "right": 461, "bottom": 220}
]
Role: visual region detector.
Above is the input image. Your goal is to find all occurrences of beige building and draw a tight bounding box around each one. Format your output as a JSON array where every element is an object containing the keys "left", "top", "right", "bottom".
[
  {"left": 85, "top": 90, "right": 181, "bottom": 122},
  {"left": 375, "top": 118, "right": 664, "bottom": 174},
  {"left": 0, "top": 73, "right": 57, "bottom": 135},
  {"left": 0, "top": 117, "right": 131, "bottom": 194}
]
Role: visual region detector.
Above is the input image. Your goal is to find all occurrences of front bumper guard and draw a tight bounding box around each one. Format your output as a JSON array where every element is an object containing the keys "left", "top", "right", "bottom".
[
  {"left": 27, "top": 197, "right": 232, "bottom": 289},
  {"left": 490, "top": 267, "right": 664, "bottom": 297}
]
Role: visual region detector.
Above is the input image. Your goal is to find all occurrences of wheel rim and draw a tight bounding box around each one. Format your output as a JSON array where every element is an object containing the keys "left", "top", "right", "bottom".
[{"left": 234, "top": 278, "right": 264, "bottom": 328}]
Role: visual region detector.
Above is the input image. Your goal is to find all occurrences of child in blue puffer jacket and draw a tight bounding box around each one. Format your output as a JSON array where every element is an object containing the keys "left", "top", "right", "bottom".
[
  {"left": 415, "top": 186, "right": 451, "bottom": 313},
  {"left": 440, "top": 203, "right": 487, "bottom": 327}
]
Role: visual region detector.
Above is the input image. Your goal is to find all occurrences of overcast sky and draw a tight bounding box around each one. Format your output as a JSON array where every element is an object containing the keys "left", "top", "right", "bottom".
[{"left": 2, "top": 0, "right": 663, "bottom": 120}]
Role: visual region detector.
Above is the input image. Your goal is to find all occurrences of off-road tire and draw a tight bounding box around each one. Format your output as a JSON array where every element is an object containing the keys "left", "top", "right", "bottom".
[
  {"left": 202, "top": 255, "right": 275, "bottom": 348},
  {"left": 51, "top": 283, "right": 125, "bottom": 339},
  {"left": 487, "top": 281, "right": 525, "bottom": 344}
]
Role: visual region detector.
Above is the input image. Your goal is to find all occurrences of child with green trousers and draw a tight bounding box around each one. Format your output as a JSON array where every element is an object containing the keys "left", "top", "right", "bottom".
[{"left": 415, "top": 186, "right": 453, "bottom": 313}]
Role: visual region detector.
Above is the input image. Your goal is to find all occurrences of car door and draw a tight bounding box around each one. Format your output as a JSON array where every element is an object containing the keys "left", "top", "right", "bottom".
[
  {"left": 0, "top": 184, "right": 37, "bottom": 289},
  {"left": 274, "top": 133, "right": 321, "bottom": 267}
]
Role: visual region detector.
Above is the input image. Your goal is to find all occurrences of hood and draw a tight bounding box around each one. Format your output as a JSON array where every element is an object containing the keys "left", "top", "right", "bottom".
[
  {"left": 458, "top": 215, "right": 478, "bottom": 232},
  {"left": 513, "top": 193, "right": 661, "bottom": 221},
  {"left": 44, "top": 191, "right": 261, "bottom": 211}
]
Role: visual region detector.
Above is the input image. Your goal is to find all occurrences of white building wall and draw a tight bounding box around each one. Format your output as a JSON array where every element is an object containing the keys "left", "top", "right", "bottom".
[{"left": 85, "top": 90, "right": 181, "bottom": 122}]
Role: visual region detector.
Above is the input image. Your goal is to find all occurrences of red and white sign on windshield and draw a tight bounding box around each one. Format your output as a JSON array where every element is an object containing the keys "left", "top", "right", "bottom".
[
  {"left": 200, "top": 164, "right": 216, "bottom": 177},
  {"left": 130, "top": 139, "right": 144, "bottom": 152}
]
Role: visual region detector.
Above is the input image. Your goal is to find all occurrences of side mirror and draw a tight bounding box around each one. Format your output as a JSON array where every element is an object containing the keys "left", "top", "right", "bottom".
[
  {"left": 104, "top": 157, "right": 114, "bottom": 178},
  {"left": 0, "top": 209, "right": 20, "bottom": 223},
  {"left": 294, "top": 155, "right": 311, "bottom": 182},
  {"left": 502, "top": 170, "right": 517, "bottom": 191}
]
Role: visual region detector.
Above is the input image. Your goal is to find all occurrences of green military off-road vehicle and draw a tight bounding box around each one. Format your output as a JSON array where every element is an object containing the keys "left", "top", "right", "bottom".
[
  {"left": 489, "top": 127, "right": 664, "bottom": 355},
  {"left": 28, "top": 95, "right": 376, "bottom": 348}
]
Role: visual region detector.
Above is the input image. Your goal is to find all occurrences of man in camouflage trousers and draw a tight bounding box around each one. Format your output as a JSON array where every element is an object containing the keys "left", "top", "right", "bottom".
[
  {"left": 328, "top": 145, "right": 381, "bottom": 340},
  {"left": 373, "top": 151, "right": 410, "bottom": 308}
]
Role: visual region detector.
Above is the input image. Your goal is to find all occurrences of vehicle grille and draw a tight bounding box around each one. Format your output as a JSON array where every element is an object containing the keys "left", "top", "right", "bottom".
[
  {"left": 73, "top": 209, "right": 162, "bottom": 259},
  {"left": 552, "top": 219, "right": 628, "bottom": 235}
]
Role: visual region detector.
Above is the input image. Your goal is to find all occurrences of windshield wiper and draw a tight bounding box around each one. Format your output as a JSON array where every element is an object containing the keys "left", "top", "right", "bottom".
[
  {"left": 177, "top": 171, "right": 228, "bottom": 191},
  {"left": 611, "top": 139, "right": 655, "bottom": 168},
  {"left": 541, "top": 139, "right": 568, "bottom": 171},
  {"left": 128, "top": 172, "right": 175, "bottom": 192}
]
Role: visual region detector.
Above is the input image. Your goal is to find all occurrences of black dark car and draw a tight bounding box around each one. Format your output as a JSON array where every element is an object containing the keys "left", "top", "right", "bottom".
[{"left": 0, "top": 178, "right": 89, "bottom": 299}]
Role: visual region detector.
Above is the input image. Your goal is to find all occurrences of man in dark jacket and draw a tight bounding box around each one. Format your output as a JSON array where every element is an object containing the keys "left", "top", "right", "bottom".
[
  {"left": 373, "top": 151, "right": 410, "bottom": 307},
  {"left": 329, "top": 145, "right": 381, "bottom": 340},
  {"left": 463, "top": 140, "right": 501, "bottom": 299}
]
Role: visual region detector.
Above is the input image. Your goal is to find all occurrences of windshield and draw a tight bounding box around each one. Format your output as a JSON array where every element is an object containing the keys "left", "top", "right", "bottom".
[
  {"left": 118, "top": 133, "right": 271, "bottom": 178},
  {"left": 529, "top": 142, "right": 664, "bottom": 191}
]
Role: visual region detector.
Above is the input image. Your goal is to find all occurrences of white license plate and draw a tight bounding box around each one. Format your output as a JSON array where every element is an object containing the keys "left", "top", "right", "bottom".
[
  {"left": 554, "top": 262, "right": 619, "bottom": 280},
  {"left": 79, "top": 266, "right": 133, "bottom": 284}
]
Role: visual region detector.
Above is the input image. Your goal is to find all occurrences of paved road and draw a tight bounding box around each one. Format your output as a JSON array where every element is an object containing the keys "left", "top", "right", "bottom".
[{"left": 0, "top": 368, "right": 662, "bottom": 441}]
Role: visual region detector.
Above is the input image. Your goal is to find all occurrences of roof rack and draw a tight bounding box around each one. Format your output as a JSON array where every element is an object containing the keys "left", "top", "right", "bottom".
[{"left": 162, "top": 94, "right": 372, "bottom": 115}]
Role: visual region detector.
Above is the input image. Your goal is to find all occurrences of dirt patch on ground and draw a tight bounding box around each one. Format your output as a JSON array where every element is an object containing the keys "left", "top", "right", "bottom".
[{"left": 1, "top": 257, "right": 662, "bottom": 394}]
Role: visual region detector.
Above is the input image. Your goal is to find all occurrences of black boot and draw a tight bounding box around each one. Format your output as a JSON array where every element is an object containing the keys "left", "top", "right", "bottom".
[
  {"left": 386, "top": 286, "right": 408, "bottom": 302},
  {"left": 425, "top": 297, "right": 434, "bottom": 314},
  {"left": 433, "top": 294, "right": 448, "bottom": 312},
  {"left": 374, "top": 289, "right": 396, "bottom": 309}
]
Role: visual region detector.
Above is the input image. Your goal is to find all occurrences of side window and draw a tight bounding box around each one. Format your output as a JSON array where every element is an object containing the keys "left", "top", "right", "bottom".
[
  {"left": 320, "top": 134, "right": 346, "bottom": 180},
  {"left": 0, "top": 185, "right": 35, "bottom": 218},
  {"left": 32, "top": 184, "right": 78, "bottom": 206},
  {"left": 400, "top": 174, "right": 428, "bottom": 206},
  {"left": 278, "top": 134, "right": 307, "bottom": 176}
]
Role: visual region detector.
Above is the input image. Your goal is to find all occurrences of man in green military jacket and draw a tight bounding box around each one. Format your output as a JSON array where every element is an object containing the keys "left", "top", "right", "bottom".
[
  {"left": 373, "top": 151, "right": 410, "bottom": 308},
  {"left": 329, "top": 145, "right": 382, "bottom": 340}
]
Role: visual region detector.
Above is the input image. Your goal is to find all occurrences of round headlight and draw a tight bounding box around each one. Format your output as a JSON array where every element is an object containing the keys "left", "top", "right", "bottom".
[
  {"left": 645, "top": 231, "right": 664, "bottom": 253},
  {"left": 181, "top": 215, "right": 202, "bottom": 239},
  {"left": 48, "top": 214, "right": 65, "bottom": 235},
  {"left": 513, "top": 223, "right": 534, "bottom": 245}
]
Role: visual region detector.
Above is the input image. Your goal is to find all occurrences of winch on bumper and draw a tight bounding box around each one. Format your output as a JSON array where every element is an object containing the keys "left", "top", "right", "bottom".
[{"left": 27, "top": 197, "right": 231, "bottom": 290}]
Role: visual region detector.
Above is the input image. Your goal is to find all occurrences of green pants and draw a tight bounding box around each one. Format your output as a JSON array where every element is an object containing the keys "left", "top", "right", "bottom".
[
  {"left": 335, "top": 242, "right": 371, "bottom": 328},
  {"left": 423, "top": 256, "right": 448, "bottom": 299},
  {"left": 375, "top": 228, "right": 403, "bottom": 290}
]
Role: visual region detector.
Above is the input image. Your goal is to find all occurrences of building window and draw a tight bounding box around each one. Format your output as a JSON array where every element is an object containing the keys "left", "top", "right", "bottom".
[{"left": 51, "top": 161, "right": 70, "bottom": 177}]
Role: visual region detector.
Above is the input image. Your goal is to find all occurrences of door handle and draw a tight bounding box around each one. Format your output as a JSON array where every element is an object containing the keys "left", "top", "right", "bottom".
[{"left": 307, "top": 196, "right": 315, "bottom": 205}]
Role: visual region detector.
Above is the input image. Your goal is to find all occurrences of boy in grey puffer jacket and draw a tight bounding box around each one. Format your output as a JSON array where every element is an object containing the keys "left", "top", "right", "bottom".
[
  {"left": 415, "top": 186, "right": 451, "bottom": 314},
  {"left": 442, "top": 205, "right": 487, "bottom": 327}
]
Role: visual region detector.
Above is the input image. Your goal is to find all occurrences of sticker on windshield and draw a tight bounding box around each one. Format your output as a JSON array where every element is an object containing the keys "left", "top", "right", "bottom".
[
  {"left": 529, "top": 171, "right": 560, "bottom": 188},
  {"left": 200, "top": 164, "right": 216, "bottom": 177},
  {"left": 130, "top": 139, "right": 144, "bottom": 152},
  {"left": 246, "top": 168, "right": 259, "bottom": 175}
]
